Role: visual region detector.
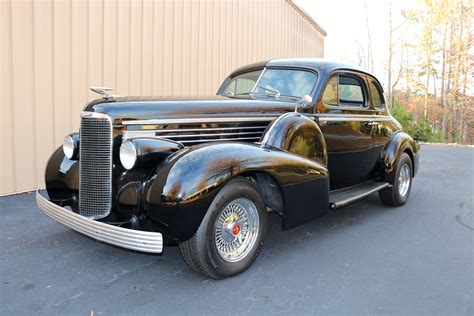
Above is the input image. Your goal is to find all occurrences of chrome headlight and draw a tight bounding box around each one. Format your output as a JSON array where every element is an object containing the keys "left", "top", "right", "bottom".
[
  {"left": 63, "top": 134, "right": 79, "bottom": 160},
  {"left": 120, "top": 140, "right": 138, "bottom": 170}
]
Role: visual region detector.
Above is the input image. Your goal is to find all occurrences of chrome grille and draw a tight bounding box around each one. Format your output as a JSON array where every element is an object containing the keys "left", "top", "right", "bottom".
[
  {"left": 79, "top": 112, "right": 112, "bottom": 219},
  {"left": 123, "top": 120, "right": 272, "bottom": 146}
]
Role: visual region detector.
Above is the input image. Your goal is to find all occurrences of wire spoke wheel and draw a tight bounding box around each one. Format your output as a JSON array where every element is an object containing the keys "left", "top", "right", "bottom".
[
  {"left": 379, "top": 153, "right": 413, "bottom": 206},
  {"left": 214, "top": 198, "right": 260, "bottom": 263},
  {"left": 398, "top": 163, "right": 411, "bottom": 197},
  {"left": 179, "top": 177, "right": 267, "bottom": 279}
]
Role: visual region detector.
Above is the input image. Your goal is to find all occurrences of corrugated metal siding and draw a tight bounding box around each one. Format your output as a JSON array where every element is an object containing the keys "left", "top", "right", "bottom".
[{"left": 0, "top": 0, "right": 325, "bottom": 196}]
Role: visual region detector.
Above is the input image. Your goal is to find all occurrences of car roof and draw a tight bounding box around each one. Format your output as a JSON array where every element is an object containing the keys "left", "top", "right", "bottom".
[
  {"left": 268, "top": 58, "right": 364, "bottom": 73},
  {"left": 228, "top": 58, "right": 372, "bottom": 79}
]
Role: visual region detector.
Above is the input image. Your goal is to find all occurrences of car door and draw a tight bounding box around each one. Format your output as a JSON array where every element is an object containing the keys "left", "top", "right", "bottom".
[
  {"left": 316, "top": 72, "right": 376, "bottom": 190},
  {"left": 365, "top": 76, "right": 396, "bottom": 172}
]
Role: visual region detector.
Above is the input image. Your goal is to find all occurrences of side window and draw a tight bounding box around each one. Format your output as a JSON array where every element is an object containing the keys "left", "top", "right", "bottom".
[
  {"left": 321, "top": 74, "right": 367, "bottom": 108},
  {"left": 368, "top": 79, "right": 384, "bottom": 109},
  {"left": 222, "top": 70, "right": 262, "bottom": 96},
  {"left": 338, "top": 75, "right": 365, "bottom": 107},
  {"left": 322, "top": 76, "right": 338, "bottom": 105}
]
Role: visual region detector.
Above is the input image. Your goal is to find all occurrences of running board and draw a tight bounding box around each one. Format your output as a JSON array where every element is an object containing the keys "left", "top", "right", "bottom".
[{"left": 329, "top": 182, "right": 390, "bottom": 209}]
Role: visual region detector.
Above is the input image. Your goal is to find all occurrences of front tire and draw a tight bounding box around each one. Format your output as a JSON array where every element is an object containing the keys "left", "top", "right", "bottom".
[
  {"left": 379, "top": 152, "right": 413, "bottom": 206},
  {"left": 179, "top": 177, "right": 268, "bottom": 279}
]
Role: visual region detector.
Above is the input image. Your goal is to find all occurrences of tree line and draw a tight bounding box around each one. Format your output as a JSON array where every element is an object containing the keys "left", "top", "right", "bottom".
[{"left": 384, "top": 0, "right": 472, "bottom": 143}]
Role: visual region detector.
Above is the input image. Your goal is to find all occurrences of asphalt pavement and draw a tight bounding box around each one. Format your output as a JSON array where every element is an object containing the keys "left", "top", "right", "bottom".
[{"left": 0, "top": 144, "right": 472, "bottom": 315}]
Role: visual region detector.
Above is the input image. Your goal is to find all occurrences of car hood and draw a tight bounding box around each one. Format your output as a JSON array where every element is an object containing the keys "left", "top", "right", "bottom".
[{"left": 84, "top": 95, "right": 297, "bottom": 124}]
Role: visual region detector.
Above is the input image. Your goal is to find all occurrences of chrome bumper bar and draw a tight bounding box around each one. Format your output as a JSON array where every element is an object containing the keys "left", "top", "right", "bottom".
[{"left": 36, "top": 191, "right": 163, "bottom": 253}]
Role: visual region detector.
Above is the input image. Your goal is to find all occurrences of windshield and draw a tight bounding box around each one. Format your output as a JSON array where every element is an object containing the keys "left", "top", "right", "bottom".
[
  {"left": 252, "top": 68, "right": 317, "bottom": 99},
  {"left": 220, "top": 68, "right": 317, "bottom": 101}
]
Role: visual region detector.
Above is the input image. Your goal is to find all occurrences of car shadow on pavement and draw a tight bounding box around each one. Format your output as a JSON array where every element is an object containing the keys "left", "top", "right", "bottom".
[
  {"left": 0, "top": 191, "right": 418, "bottom": 314},
  {"left": 61, "top": 193, "right": 396, "bottom": 281}
]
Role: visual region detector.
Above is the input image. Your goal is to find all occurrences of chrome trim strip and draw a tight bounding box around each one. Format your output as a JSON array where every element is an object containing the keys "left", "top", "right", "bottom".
[
  {"left": 124, "top": 115, "right": 391, "bottom": 126},
  {"left": 36, "top": 191, "right": 163, "bottom": 253},
  {"left": 126, "top": 126, "right": 268, "bottom": 133},
  {"left": 315, "top": 114, "right": 391, "bottom": 119},
  {"left": 317, "top": 115, "right": 392, "bottom": 123},
  {"left": 123, "top": 131, "right": 158, "bottom": 139},
  {"left": 80, "top": 111, "right": 113, "bottom": 120},
  {"left": 126, "top": 131, "right": 263, "bottom": 139},
  {"left": 250, "top": 68, "right": 267, "bottom": 93},
  {"left": 178, "top": 136, "right": 261, "bottom": 144},
  {"left": 319, "top": 117, "right": 386, "bottom": 122},
  {"left": 315, "top": 113, "right": 391, "bottom": 118},
  {"left": 123, "top": 117, "right": 277, "bottom": 125}
]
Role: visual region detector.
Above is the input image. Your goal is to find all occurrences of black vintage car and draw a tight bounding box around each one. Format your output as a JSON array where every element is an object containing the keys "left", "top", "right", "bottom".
[{"left": 37, "top": 59, "right": 420, "bottom": 279}]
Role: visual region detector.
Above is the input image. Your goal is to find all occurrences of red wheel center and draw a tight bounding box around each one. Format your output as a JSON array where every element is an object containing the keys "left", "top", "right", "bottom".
[{"left": 232, "top": 223, "right": 241, "bottom": 236}]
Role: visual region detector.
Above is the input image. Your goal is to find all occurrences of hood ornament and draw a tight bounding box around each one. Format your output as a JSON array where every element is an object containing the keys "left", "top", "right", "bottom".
[{"left": 90, "top": 86, "right": 122, "bottom": 99}]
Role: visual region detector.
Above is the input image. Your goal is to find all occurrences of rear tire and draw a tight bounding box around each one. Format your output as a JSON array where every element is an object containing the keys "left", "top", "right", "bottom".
[
  {"left": 179, "top": 177, "right": 268, "bottom": 279},
  {"left": 379, "top": 152, "right": 413, "bottom": 206}
]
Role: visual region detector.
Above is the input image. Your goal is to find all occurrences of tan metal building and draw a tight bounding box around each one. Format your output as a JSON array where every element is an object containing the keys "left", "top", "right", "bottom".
[{"left": 0, "top": 0, "right": 326, "bottom": 196}]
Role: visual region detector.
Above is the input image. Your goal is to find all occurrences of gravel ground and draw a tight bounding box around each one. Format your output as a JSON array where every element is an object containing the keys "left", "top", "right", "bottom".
[{"left": 0, "top": 144, "right": 472, "bottom": 315}]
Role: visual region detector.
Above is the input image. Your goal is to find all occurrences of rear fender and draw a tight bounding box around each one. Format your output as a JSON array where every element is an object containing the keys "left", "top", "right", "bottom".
[
  {"left": 145, "top": 142, "right": 329, "bottom": 241},
  {"left": 381, "top": 131, "right": 420, "bottom": 177}
]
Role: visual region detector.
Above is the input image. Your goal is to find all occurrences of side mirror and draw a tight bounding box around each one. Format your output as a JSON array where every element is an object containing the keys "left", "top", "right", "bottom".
[{"left": 297, "top": 95, "right": 313, "bottom": 110}]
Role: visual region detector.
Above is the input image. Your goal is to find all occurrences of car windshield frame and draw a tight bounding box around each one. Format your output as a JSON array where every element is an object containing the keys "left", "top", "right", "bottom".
[
  {"left": 250, "top": 67, "right": 319, "bottom": 101},
  {"left": 220, "top": 69, "right": 263, "bottom": 97}
]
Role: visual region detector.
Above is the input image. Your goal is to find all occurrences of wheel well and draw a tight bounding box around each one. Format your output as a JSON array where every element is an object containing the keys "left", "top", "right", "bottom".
[{"left": 241, "top": 172, "right": 284, "bottom": 215}]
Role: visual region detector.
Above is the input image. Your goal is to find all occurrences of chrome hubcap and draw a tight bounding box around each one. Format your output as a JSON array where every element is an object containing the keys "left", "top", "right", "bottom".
[
  {"left": 214, "top": 198, "right": 259, "bottom": 263},
  {"left": 398, "top": 164, "right": 411, "bottom": 197}
]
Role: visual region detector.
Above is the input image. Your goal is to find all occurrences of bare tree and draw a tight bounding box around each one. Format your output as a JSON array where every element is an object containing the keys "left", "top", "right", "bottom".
[
  {"left": 363, "top": 1, "right": 373, "bottom": 73},
  {"left": 386, "top": 1, "right": 411, "bottom": 107}
]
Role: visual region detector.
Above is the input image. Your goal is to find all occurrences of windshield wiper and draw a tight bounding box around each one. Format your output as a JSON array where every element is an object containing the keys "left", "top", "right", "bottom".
[
  {"left": 223, "top": 92, "right": 252, "bottom": 98},
  {"left": 252, "top": 86, "right": 281, "bottom": 98},
  {"left": 251, "top": 94, "right": 301, "bottom": 103},
  {"left": 278, "top": 94, "right": 300, "bottom": 101}
]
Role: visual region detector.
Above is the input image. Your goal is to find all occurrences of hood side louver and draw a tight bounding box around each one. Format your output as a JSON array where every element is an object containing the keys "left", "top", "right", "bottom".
[{"left": 123, "top": 118, "right": 275, "bottom": 146}]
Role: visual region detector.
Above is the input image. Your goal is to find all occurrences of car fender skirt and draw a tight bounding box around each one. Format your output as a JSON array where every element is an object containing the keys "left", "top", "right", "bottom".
[{"left": 145, "top": 142, "right": 329, "bottom": 240}]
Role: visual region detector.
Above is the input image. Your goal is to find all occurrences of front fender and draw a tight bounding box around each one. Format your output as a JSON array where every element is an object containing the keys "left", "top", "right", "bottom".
[
  {"left": 145, "top": 142, "right": 329, "bottom": 240},
  {"left": 45, "top": 146, "right": 79, "bottom": 204},
  {"left": 44, "top": 145, "right": 153, "bottom": 218},
  {"left": 381, "top": 131, "right": 420, "bottom": 176},
  {"left": 261, "top": 112, "right": 327, "bottom": 166}
]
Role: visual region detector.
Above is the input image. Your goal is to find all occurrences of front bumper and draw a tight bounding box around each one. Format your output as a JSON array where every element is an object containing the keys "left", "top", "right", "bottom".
[{"left": 36, "top": 191, "right": 163, "bottom": 253}]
